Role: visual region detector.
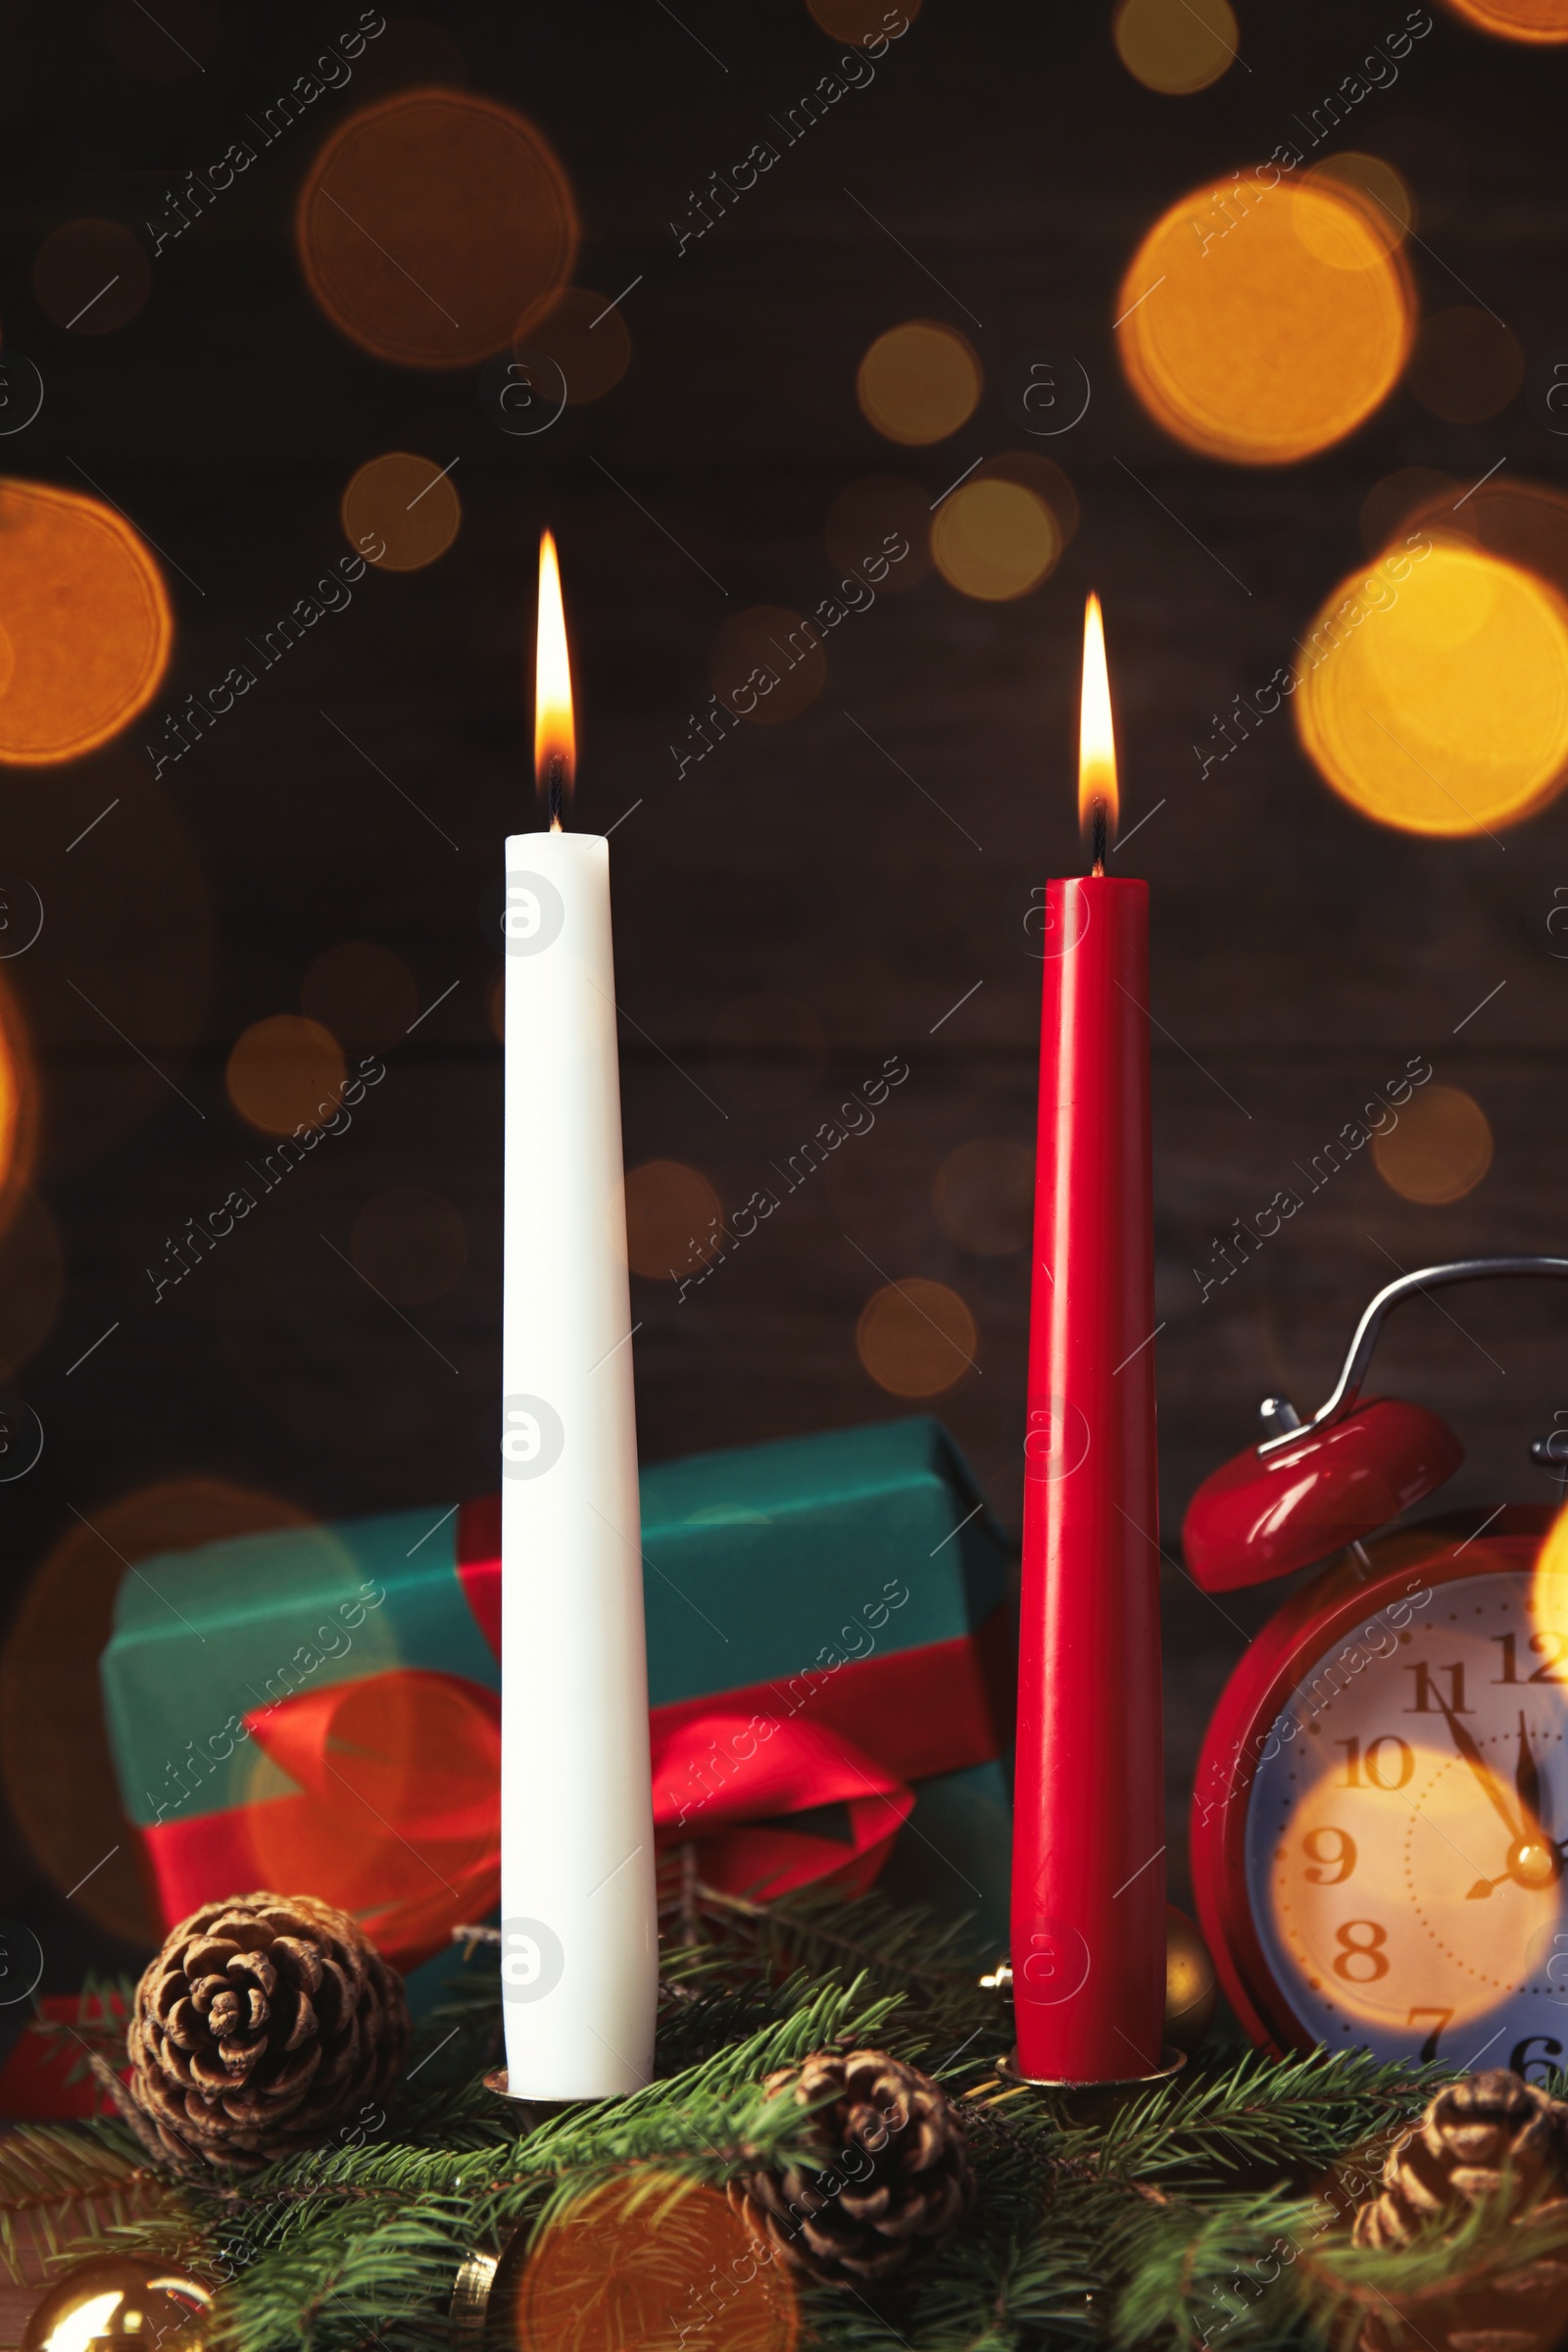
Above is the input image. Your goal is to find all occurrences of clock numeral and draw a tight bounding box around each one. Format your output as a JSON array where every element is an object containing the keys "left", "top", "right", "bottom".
[
  {"left": 1509, "top": 2033, "right": 1565, "bottom": 2084},
  {"left": 1335, "top": 1735, "right": 1413, "bottom": 1790},
  {"left": 1406, "top": 2006, "right": 1453, "bottom": 2063},
  {"left": 1333, "top": 1920, "right": 1390, "bottom": 1983},
  {"left": 1403, "top": 1661, "right": 1471, "bottom": 1714},
  {"left": 1303, "top": 1827, "right": 1357, "bottom": 1884},
  {"left": 1491, "top": 1631, "right": 1568, "bottom": 1685}
]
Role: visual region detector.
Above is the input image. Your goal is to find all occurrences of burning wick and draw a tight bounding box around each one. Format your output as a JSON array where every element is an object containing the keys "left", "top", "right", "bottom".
[
  {"left": 548, "top": 753, "right": 565, "bottom": 833},
  {"left": 1091, "top": 797, "right": 1106, "bottom": 877}
]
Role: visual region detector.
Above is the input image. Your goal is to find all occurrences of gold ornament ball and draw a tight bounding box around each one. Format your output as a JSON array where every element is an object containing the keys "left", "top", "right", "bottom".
[
  {"left": 1164, "top": 1902, "right": 1218, "bottom": 2052},
  {"left": 24, "top": 2255, "right": 211, "bottom": 2352}
]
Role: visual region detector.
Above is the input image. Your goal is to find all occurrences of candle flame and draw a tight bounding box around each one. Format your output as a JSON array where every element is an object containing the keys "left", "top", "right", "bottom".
[
  {"left": 534, "top": 529, "right": 574, "bottom": 828},
  {"left": 1078, "top": 591, "right": 1117, "bottom": 865}
]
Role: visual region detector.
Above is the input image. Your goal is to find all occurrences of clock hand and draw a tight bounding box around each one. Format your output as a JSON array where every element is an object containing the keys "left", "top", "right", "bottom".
[
  {"left": 1518, "top": 1711, "right": 1545, "bottom": 1834},
  {"left": 1435, "top": 1691, "right": 1522, "bottom": 1841}
]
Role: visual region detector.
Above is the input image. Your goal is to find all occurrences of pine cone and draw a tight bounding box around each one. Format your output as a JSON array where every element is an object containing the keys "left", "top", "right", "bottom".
[
  {"left": 728, "top": 2047, "right": 975, "bottom": 2290},
  {"left": 1352, "top": 2071, "right": 1568, "bottom": 2352},
  {"left": 121, "top": 1891, "right": 408, "bottom": 2173},
  {"left": 1355, "top": 2072, "right": 1568, "bottom": 2250}
]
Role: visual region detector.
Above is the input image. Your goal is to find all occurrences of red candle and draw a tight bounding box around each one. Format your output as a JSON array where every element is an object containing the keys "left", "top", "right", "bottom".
[{"left": 1010, "top": 594, "right": 1167, "bottom": 2083}]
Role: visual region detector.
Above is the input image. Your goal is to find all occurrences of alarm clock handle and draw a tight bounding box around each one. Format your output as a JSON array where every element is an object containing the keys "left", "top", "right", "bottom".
[{"left": 1257, "top": 1253, "right": 1568, "bottom": 1460}]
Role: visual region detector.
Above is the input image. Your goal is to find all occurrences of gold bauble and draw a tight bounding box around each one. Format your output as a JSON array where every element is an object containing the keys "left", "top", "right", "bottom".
[
  {"left": 1165, "top": 1901, "right": 1218, "bottom": 2053},
  {"left": 23, "top": 2255, "right": 211, "bottom": 2352}
]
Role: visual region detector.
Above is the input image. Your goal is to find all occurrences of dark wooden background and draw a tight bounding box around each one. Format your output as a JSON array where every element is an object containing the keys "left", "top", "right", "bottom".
[{"left": 2, "top": 0, "right": 1567, "bottom": 1999}]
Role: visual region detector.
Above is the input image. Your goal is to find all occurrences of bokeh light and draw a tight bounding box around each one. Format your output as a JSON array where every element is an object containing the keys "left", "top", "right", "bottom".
[
  {"left": 1408, "top": 305, "right": 1525, "bottom": 422},
  {"left": 824, "top": 475, "right": 933, "bottom": 591},
  {"left": 302, "top": 941, "right": 419, "bottom": 1055},
  {"left": 1397, "top": 476, "right": 1568, "bottom": 615},
  {"left": 710, "top": 992, "right": 828, "bottom": 1113},
  {"left": 931, "top": 1139, "right": 1034, "bottom": 1254},
  {"left": 710, "top": 607, "right": 825, "bottom": 725},
  {"left": 0, "top": 1479, "right": 315, "bottom": 1945},
  {"left": 1112, "top": 0, "right": 1239, "bottom": 92},
  {"left": 226, "top": 1016, "right": 348, "bottom": 1135},
  {"left": 856, "top": 320, "right": 982, "bottom": 446},
  {"left": 1371, "top": 1085, "right": 1494, "bottom": 1203},
  {"left": 1441, "top": 0, "right": 1568, "bottom": 38},
  {"left": 100, "top": 0, "right": 220, "bottom": 77},
  {"left": 931, "top": 476, "right": 1058, "bottom": 601},
  {"left": 351, "top": 1187, "right": 467, "bottom": 1303},
  {"left": 32, "top": 220, "right": 151, "bottom": 336},
  {"left": 1359, "top": 466, "right": 1458, "bottom": 559},
  {"left": 522, "top": 287, "right": 632, "bottom": 405},
  {"left": 297, "top": 91, "right": 577, "bottom": 368},
  {"left": 0, "top": 1194, "right": 63, "bottom": 1377},
  {"left": 0, "top": 479, "right": 172, "bottom": 765},
  {"left": 625, "top": 1160, "right": 722, "bottom": 1280},
  {"left": 808, "top": 0, "right": 919, "bottom": 35},
  {"left": 514, "top": 2178, "right": 798, "bottom": 2352},
  {"left": 1294, "top": 542, "right": 1568, "bottom": 835},
  {"left": 1270, "top": 1740, "right": 1550, "bottom": 2034},
  {"left": 0, "top": 973, "right": 37, "bottom": 1241},
  {"left": 1304, "top": 152, "right": 1412, "bottom": 261},
  {"left": 1116, "top": 173, "right": 1414, "bottom": 464},
  {"left": 857, "top": 1278, "right": 977, "bottom": 1396},
  {"left": 984, "top": 451, "right": 1079, "bottom": 545},
  {"left": 341, "top": 451, "right": 461, "bottom": 571}
]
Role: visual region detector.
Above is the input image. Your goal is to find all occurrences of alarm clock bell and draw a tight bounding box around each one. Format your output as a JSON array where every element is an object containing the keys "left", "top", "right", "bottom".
[{"left": 1182, "top": 1254, "right": 1568, "bottom": 1593}]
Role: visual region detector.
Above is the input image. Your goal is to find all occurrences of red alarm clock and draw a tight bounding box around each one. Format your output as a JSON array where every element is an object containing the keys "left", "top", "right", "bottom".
[{"left": 1186, "top": 1254, "right": 1568, "bottom": 2076}]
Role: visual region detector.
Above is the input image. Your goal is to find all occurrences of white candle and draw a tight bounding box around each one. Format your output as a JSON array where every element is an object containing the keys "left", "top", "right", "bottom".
[{"left": 498, "top": 534, "right": 658, "bottom": 2099}]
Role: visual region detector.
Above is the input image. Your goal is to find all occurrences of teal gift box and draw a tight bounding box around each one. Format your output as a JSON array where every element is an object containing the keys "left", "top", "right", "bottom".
[{"left": 100, "top": 1416, "right": 1015, "bottom": 1977}]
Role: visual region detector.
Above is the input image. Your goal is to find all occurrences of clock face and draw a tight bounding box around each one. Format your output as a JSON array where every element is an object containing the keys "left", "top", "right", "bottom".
[{"left": 1247, "top": 1565, "right": 1568, "bottom": 2078}]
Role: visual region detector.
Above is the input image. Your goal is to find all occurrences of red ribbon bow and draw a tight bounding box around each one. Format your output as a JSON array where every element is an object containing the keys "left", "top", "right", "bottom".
[{"left": 138, "top": 1543, "right": 1008, "bottom": 1971}]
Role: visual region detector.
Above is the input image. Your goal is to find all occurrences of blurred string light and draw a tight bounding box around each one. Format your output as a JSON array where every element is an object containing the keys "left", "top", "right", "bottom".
[
  {"left": 514, "top": 2178, "right": 798, "bottom": 2352},
  {"left": 824, "top": 476, "right": 933, "bottom": 589},
  {"left": 1371, "top": 1085, "right": 1494, "bottom": 1203},
  {"left": 1303, "top": 151, "right": 1412, "bottom": 259},
  {"left": 1112, "top": 0, "right": 1241, "bottom": 92},
  {"left": 1359, "top": 466, "right": 1459, "bottom": 558},
  {"left": 0, "top": 1480, "right": 318, "bottom": 1945},
  {"left": 226, "top": 1015, "right": 348, "bottom": 1135},
  {"left": 1442, "top": 0, "right": 1568, "bottom": 38},
  {"left": 340, "top": 451, "right": 461, "bottom": 570},
  {"left": 302, "top": 941, "right": 419, "bottom": 1054},
  {"left": 1115, "top": 170, "right": 1414, "bottom": 463},
  {"left": 857, "top": 320, "right": 982, "bottom": 445},
  {"left": 0, "top": 481, "right": 172, "bottom": 764},
  {"left": 32, "top": 220, "right": 151, "bottom": 335},
  {"left": 710, "top": 607, "right": 826, "bottom": 724},
  {"left": 624, "top": 1161, "right": 722, "bottom": 1280},
  {"left": 931, "top": 1139, "right": 1034, "bottom": 1254},
  {"left": 1407, "top": 305, "right": 1525, "bottom": 422},
  {"left": 930, "top": 457, "right": 1076, "bottom": 603},
  {"left": 932, "top": 478, "right": 1057, "bottom": 601},
  {"left": 521, "top": 288, "right": 632, "bottom": 405},
  {"left": 857, "top": 1277, "right": 977, "bottom": 1396},
  {"left": 351, "top": 1187, "right": 467, "bottom": 1303},
  {"left": 0, "top": 975, "right": 35, "bottom": 1241},
  {"left": 297, "top": 90, "right": 577, "bottom": 368},
  {"left": 1294, "top": 540, "right": 1568, "bottom": 835}
]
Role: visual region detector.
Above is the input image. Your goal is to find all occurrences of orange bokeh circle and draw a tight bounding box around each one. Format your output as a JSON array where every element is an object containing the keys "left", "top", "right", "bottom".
[
  {"left": 1442, "top": 0, "right": 1568, "bottom": 36},
  {"left": 0, "top": 479, "right": 172, "bottom": 764},
  {"left": 297, "top": 90, "right": 578, "bottom": 369},
  {"left": 0, "top": 972, "right": 36, "bottom": 1241},
  {"left": 1116, "top": 172, "right": 1414, "bottom": 465},
  {"left": 226, "top": 1015, "right": 347, "bottom": 1135}
]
